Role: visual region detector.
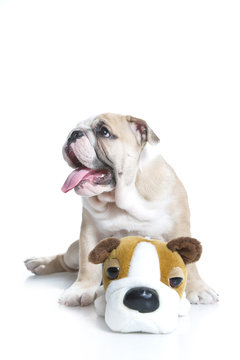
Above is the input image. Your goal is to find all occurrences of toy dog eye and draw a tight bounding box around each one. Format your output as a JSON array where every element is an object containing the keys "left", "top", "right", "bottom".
[
  {"left": 169, "top": 277, "right": 183, "bottom": 288},
  {"left": 106, "top": 267, "right": 120, "bottom": 280}
]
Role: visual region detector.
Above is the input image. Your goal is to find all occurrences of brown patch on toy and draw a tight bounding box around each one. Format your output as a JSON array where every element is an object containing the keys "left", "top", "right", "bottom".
[
  {"left": 88, "top": 237, "right": 121, "bottom": 264},
  {"left": 167, "top": 237, "right": 202, "bottom": 264}
]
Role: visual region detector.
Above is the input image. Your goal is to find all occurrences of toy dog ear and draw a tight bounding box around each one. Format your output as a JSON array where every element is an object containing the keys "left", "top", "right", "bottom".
[
  {"left": 88, "top": 237, "right": 121, "bottom": 264},
  {"left": 127, "top": 116, "right": 160, "bottom": 146},
  {"left": 167, "top": 237, "right": 202, "bottom": 264}
]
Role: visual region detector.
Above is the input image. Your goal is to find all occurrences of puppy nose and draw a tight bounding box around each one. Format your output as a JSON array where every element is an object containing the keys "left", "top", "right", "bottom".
[
  {"left": 123, "top": 287, "right": 159, "bottom": 313},
  {"left": 67, "top": 130, "right": 84, "bottom": 145}
]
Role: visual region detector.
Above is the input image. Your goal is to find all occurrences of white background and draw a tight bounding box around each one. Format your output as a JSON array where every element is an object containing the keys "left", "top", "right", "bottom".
[{"left": 0, "top": 1, "right": 240, "bottom": 359}]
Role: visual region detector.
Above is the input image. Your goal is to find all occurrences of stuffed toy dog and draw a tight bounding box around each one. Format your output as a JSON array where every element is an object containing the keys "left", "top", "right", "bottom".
[{"left": 89, "top": 236, "right": 202, "bottom": 334}]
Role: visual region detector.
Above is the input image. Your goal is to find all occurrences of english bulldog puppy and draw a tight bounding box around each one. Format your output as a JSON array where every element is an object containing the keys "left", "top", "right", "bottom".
[
  {"left": 88, "top": 236, "right": 202, "bottom": 333},
  {"left": 25, "top": 113, "right": 218, "bottom": 306}
]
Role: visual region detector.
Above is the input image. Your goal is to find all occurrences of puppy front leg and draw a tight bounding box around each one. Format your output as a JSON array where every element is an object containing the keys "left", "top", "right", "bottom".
[
  {"left": 186, "top": 263, "right": 219, "bottom": 304},
  {"left": 59, "top": 211, "right": 101, "bottom": 307}
]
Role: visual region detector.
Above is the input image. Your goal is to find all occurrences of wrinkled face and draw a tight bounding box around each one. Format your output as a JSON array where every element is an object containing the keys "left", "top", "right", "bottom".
[
  {"left": 62, "top": 113, "right": 159, "bottom": 196},
  {"left": 103, "top": 237, "right": 187, "bottom": 334}
]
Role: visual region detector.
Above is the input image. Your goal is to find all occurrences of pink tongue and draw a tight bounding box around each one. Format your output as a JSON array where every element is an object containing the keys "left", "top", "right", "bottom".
[{"left": 61, "top": 167, "right": 91, "bottom": 193}]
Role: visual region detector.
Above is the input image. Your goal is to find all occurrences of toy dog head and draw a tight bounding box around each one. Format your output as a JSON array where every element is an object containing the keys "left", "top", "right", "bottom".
[{"left": 89, "top": 236, "right": 202, "bottom": 334}]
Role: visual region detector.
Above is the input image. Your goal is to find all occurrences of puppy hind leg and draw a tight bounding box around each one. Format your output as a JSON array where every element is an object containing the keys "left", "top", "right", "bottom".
[
  {"left": 24, "top": 240, "right": 79, "bottom": 275},
  {"left": 63, "top": 240, "right": 79, "bottom": 271}
]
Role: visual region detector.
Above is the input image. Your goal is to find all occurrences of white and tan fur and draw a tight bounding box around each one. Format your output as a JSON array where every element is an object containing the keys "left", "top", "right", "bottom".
[{"left": 25, "top": 113, "right": 218, "bottom": 306}]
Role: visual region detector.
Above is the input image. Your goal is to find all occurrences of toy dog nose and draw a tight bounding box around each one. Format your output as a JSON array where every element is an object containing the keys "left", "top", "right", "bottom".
[
  {"left": 67, "top": 130, "right": 84, "bottom": 145},
  {"left": 123, "top": 287, "right": 159, "bottom": 313}
]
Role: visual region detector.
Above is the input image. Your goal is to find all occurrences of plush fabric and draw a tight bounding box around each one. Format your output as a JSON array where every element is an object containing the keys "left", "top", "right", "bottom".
[
  {"left": 88, "top": 237, "right": 120, "bottom": 264},
  {"left": 167, "top": 237, "right": 202, "bottom": 264},
  {"left": 89, "top": 235, "right": 202, "bottom": 334}
]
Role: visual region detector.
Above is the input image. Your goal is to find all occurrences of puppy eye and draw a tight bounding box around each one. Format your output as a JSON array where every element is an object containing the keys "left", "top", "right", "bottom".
[
  {"left": 99, "top": 126, "right": 110, "bottom": 138},
  {"left": 169, "top": 277, "right": 183, "bottom": 288},
  {"left": 106, "top": 267, "right": 120, "bottom": 280}
]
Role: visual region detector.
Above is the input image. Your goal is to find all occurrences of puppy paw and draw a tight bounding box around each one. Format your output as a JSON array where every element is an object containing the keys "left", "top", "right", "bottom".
[
  {"left": 24, "top": 256, "right": 55, "bottom": 275},
  {"left": 58, "top": 282, "right": 97, "bottom": 307},
  {"left": 186, "top": 280, "right": 219, "bottom": 304}
]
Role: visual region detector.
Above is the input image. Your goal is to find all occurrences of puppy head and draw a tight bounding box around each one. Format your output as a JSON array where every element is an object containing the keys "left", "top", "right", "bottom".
[
  {"left": 89, "top": 236, "right": 202, "bottom": 333},
  {"left": 61, "top": 113, "right": 159, "bottom": 196}
]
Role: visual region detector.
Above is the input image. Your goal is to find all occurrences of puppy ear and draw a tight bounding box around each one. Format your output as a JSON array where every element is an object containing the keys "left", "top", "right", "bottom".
[
  {"left": 88, "top": 237, "right": 121, "bottom": 264},
  {"left": 127, "top": 116, "right": 160, "bottom": 146},
  {"left": 167, "top": 237, "right": 202, "bottom": 264}
]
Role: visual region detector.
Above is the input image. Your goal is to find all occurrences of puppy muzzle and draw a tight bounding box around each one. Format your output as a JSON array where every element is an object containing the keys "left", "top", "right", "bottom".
[
  {"left": 67, "top": 130, "right": 84, "bottom": 146},
  {"left": 62, "top": 129, "right": 115, "bottom": 195},
  {"left": 64, "top": 130, "right": 103, "bottom": 169}
]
